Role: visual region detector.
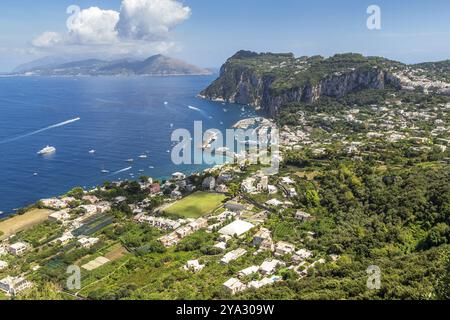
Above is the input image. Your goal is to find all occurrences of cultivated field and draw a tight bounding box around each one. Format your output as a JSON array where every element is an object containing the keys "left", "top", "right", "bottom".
[
  {"left": 164, "top": 192, "right": 226, "bottom": 218},
  {"left": 0, "top": 209, "right": 53, "bottom": 240}
]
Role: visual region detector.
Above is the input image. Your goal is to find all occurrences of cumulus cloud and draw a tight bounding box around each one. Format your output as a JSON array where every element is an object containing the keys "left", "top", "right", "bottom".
[
  {"left": 67, "top": 7, "right": 119, "bottom": 45},
  {"left": 31, "top": 0, "right": 190, "bottom": 56},
  {"left": 32, "top": 32, "right": 63, "bottom": 48},
  {"left": 116, "top": 0, "right": 191, "bottom": 41}
]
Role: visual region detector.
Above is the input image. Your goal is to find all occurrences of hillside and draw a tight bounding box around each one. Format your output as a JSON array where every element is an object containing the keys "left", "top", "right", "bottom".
[
  {"left": 200, "top": 50, "right": 450, "bottom": 116},
  {"left": 14, "top": 55, "right": 212, "bottom": 76}
]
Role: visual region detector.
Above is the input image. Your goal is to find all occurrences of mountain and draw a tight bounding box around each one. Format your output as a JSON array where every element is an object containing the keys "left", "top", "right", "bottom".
[
  {"left": 14, "top": 55, "right": 212, "bottom": 76},
  {"left": 200, "top": 50, "right": 450, "bottom": 116},
  {"left": 12, "top": 56, "right": 73, "bottom": 73}
]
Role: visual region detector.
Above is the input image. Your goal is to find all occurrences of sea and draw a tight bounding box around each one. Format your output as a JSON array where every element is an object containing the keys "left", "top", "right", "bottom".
[{"left": 0, "top": 75, "right": 256, "bottom": 217}]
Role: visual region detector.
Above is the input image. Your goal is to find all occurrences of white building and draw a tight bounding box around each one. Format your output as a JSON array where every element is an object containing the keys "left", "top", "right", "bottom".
[
  {"left": 241, "top": 178, "right": 256, "bottom": 193},
  {"left": 48, "top": 209, "right": 71, "bottom": 222},
  {"left": 219, "top": 220, "right": 254, "bottom": 237},
  {"left": 78, "top": 237, "right": 99, "bottom": 248},
  {"left": 0, "top": 276, "right": 32, "bottom": 295},
  {"left": 293, "top": 249, "right": 313, "bottom": 263},
  {"left": 265, "top": 199, "right": 284, "bottom": 207},
  {"left": 295, "top": 211, "right": 313, "bottom": 221},
  {"left": 238, "top": 265, "right": 259, "bottom": 278},
  {"left": 253, "top": 228, "right": 272, "bottom": 246},
  {"left": 281, "top": 177, "right": 295, "bottom": 184},
  {"left": 214, "top": 242, "right": 227, "bottom": 250},
  {"left": 275, "top": 241, "right": 296, "bottom": 257},
  {"left": 183, "top": 260, "right": 205, "bottom": 273},
  {"left": 8, "top": 242, "right": 30, "bottom": 256},
  {"left": 221, "top": 248, "right": 247, "bottom": 264},
  {"left": 288, "top": 188, "right": 298, "bottom": 198},
  {"left": 172, "top": 172, "right": 186, "bottom": 181},
  {"left": 267, "top": 185, "right": 278, "bottom": 194},
  {"left": 53, "top": 232, "right": 74, "bottom": 245},
  {"left": 223, "top": 278, "right": 246, "bottom": 295},
  {"left": 0, "top": 260, "right": 8, "bottom": 270},
  {"left": 40, "top": 198, "right": 67, "bottom": 210},
  {"left": 248, "top": 276, "right": 281, "bottom": 290},
  {"left": 259, "top": 259, "right": 284, "bottom": 275}
]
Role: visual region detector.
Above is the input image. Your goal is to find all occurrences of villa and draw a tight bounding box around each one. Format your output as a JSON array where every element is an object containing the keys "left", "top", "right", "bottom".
[
  {"left": 265, "top": 199, "right": 284, "bottom": 207},
  {"left": 259, "top": 259, "right": 285, "bottom": 275},
  {"left": 78, "top": 237, "right": 100, "bottom": 248},
  {"left": 253, "top": 227, "right": 272, "bottom": 246},
  {"left": 248, "top": 276, "right": 282, "bottom": 290},
  {"left": 223, "top": 278, "right": 246, "bottom": 295},
  {"left": 8, "top": 242, "right": 30, "bottom": 256},
  {"left": 275, "top": 241, "right": 296, "bottom": 257},
  {"left": 183, "top": 260, "right": 205, "bottom": 273},
  {"left": 0, "top": 276, "right": 32, "bottom": 295},
  {"left": 40, "top": 198, "right": 68, "bottom": 210},
  {"left": 221, "top": 248, "right": 247, "bottom": 264},
  {"left": 48, "top": 210, "right": 71, "bottom": 222},
  {"left": 238, "top": 265, "right": 259, "bottom": 278},
  {"left": 292, "top": 249, "right": 313, "bottom": 263},
  {"left": 214, "top": 242, "right": 227, "bottom": 250}
]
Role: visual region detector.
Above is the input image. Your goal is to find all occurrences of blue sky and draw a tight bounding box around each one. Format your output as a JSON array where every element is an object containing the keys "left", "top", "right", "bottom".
[{"left": 1, "top": 0, "right": 450, "bottom": 71}]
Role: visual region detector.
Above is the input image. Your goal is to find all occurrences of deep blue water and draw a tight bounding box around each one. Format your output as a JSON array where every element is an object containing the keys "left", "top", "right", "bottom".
[{"left": 0, "top": 76, "right": 256, "bottom": 216}]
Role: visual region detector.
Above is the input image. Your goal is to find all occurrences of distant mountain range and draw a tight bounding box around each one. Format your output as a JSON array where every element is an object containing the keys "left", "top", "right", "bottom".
[{"left": 12, "top": 54, "right": 213, "bottom": 76}]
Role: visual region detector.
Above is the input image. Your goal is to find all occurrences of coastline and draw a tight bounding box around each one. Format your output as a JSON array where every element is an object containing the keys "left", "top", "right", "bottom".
[{"left": 0, "top": 114, "right": 267, "bottom": 235}]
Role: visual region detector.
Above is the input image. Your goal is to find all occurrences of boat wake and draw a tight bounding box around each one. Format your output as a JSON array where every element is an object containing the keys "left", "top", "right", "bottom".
[
  {"left": 187, "top": 106, "right": 209, "bottom": 118},
  {"left": 110, "top": 166, "right": 133, "bottom": 176},
  {"left": 0, "top": 117, "right": 81, "bottom": 145}
]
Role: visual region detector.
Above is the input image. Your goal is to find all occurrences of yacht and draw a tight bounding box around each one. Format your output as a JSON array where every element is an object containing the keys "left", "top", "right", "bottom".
[
  {"left": 139, "top": 154, "right": 148, "bottom": 159},
  {"left": 126, "top": 159, "right": 134, "bottom": 162},
  {"left": 89, "top": 149, "right": 96, "bottom": 154},
  {"left": 37, "top": 146, "right": 56, "bottom": 155},
  {"left": 101, "top": 170, "right": 110, "bottom": 174}
]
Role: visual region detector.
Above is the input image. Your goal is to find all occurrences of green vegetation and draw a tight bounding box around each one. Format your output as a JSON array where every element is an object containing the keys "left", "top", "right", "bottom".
[{"left": 164, "top": 192, "right": 226, "bottom": 218}]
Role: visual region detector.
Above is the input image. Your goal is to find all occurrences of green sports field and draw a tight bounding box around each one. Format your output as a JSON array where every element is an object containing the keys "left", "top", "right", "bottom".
[{"left": 164, "top": 192, "right": 226, "bottom": 218}]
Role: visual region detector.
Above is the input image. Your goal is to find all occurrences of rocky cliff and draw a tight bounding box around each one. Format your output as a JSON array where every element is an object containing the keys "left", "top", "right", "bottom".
[{"left": 200, "top": 51, "right": 402, "bottom": 116}]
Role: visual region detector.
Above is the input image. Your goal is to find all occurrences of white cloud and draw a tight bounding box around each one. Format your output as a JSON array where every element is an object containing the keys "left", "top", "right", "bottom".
[
  {"left": 116, "top": 0, "right": 191, "bottom": 41},
  {"left": 31, "top": 0, "right": 190, "bottom": 56},
  {"left": 32, "top": 32, "right": 63, "bottom": 48},
  {"left": 67, "top": 7, "right": 119, "bottom": 45}
]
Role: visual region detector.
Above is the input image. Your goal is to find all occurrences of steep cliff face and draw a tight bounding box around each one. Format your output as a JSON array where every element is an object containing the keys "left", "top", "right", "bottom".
[{"left": 200, "top": 51, "right": 402, "bottom": 116}]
